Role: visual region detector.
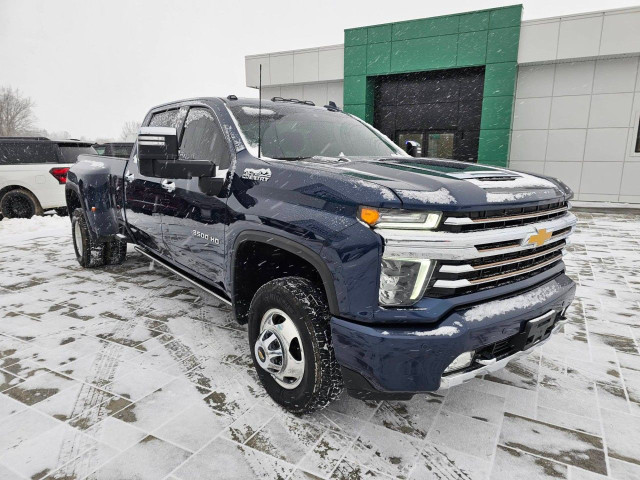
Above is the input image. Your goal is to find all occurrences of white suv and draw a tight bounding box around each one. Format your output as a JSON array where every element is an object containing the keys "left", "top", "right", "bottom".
[{"left": 0, "top": 138, "right": 96, "bottom": 219}]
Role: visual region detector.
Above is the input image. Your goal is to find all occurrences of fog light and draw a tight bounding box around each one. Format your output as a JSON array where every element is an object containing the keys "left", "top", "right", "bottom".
[{"left": 444, "top": 351, "right": 475, "bottom": 374}]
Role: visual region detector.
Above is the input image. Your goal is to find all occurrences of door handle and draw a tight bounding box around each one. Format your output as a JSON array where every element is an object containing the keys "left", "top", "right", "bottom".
[
  {"left": 161, "top": 179, "right": 176, "bottom": 192},
  {"left": 125, "top": 171, "right": 134, "bottom": 182}
]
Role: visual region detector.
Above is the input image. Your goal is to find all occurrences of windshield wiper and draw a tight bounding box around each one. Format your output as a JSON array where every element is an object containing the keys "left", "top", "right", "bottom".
[{"left": 271, "top": 156, "right": 312, "bottom": 161}]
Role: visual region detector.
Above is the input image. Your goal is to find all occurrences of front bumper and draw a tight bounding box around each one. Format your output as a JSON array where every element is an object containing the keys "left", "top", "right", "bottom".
[{"left": 330, "top": 274, "right": 575, "bottom": 399}]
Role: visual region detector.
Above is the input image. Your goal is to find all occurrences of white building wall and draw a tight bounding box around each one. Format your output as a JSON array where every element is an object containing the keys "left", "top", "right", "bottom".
[
  {"left": 245, "top": 45, "right": 344, "bottom": 108},
  {"left": 511, "top": 7, "right": 640, "bottom": 202}
]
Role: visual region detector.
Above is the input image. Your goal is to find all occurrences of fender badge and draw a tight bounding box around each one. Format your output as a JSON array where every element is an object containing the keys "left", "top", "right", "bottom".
[
  {"left": 241, "top": 168, "right": 271, "bottom": 182},
  {"left": 526, "top": 228, "right": 552, "bottom": 247}
]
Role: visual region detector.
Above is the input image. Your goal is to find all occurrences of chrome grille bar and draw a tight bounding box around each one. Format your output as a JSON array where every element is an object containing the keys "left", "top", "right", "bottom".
[
  {"left": 444, "top": 206, "right": 568, "bottom": 226},
  {"left": 439, "top": 243, "right": 566, "bottom": 274},
  {"left": 433, "top": 254, "right": 564, "bottom": 289}
]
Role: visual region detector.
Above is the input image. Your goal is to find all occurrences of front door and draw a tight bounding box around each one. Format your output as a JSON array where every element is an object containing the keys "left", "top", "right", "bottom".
[
  {"left": 162, "top": 106, "right": 232, "bottom": 289},
  {"left": 124, "top": 107, "right": 186, "bottom": 255}
]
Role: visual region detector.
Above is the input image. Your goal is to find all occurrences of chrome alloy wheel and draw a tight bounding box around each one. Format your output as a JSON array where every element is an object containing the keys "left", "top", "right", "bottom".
[
  {"left": 74, "top": 221, "right": 83, "bottom": 257},
  {"left": 254, "top": 308, "right": 305, "bottom": 389}
]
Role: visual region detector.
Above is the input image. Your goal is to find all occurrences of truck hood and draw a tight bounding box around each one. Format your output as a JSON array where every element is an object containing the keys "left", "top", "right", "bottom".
[{"left": 287, "top": 156, "right": 568, "bottom": 209}]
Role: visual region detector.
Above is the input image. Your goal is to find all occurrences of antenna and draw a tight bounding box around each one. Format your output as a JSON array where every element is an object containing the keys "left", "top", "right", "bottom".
[{"left": 258, "top": 64, "right": 262, "bottom": 159}]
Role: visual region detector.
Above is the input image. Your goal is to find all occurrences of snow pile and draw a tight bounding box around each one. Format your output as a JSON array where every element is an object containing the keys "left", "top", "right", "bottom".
[
  {"left": 463, "top": 282, "right": 561, "bottom": 323},
  {"left": 412, "top": 325, "right": 459, "bottom": 337},
  {"left": 0, "top": 215, "right": 70, "bottom": 246},
  {"left": 397, "top": 188, "right": 456, "bottom": 205}
]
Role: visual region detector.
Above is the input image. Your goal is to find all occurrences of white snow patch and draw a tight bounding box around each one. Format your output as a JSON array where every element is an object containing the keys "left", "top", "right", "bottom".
[
  {"left": 463, "top": 282, "right": 561, "bottom": 323},
  {"left": 468, "top": 173, "right": 556, "bottom": 191},
  {"left": 0, "top": 215, "right": 70, "bottom": 246},
  {"left": 350, "top": 178, "right": 396, "bottom": 201},
  {"left": 412, "top": 326, "right": 459, "bottom": 337},
  {"left": 397, "top": 188, "right": 456, "bottom": 205},
  {"left": 241, "top": 106, "right": 276, "bottom": 117}
]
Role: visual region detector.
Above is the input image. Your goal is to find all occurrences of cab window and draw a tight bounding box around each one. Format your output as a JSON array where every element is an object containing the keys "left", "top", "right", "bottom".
[{"left": 179, "top": 107, "right": 231, "bottom": 170}]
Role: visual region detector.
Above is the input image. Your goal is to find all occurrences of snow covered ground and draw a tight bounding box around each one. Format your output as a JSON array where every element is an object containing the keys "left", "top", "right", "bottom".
[{"left": 0, "top": 211, "right": 639, "bottom": 479}]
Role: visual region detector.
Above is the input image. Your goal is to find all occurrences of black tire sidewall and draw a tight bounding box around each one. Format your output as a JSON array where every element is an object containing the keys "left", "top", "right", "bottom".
[
  {"left": 248, "top": 281, "right": 323, "bottom": 411},
  {"left": 71, "top": 209, "right": 89, "bottom": 266},
  {"left": 1, "top": 190, "right": 37, "bottom": 219}
]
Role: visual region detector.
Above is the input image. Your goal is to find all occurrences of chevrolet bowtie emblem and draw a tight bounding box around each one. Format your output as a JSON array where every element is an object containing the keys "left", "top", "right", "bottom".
[{"left": 527, "top": 228, "right": 552, "bottom": 247}]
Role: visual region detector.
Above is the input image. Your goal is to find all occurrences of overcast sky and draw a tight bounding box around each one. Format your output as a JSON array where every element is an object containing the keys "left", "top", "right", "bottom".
[{"left": 1, "top": 0, "right": 637, "bottom": 140}]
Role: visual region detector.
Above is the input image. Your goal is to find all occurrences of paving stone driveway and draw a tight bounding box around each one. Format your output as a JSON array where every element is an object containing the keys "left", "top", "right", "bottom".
[{"left": 0, "top": 210, "right": 639, "bottom": 480}]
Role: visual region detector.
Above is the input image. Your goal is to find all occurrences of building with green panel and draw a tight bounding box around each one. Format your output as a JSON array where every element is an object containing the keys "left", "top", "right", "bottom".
[{"left": 246, "top": 5, "right": 640, "bottom": 203}]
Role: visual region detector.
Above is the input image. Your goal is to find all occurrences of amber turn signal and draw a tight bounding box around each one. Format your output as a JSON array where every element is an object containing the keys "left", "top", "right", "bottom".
[{"left": 358, "top": 207, "right": 380, "bottom": 226}]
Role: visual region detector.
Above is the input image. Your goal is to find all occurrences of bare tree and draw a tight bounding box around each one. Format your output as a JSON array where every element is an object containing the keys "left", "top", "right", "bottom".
[
  {"left": 120, "top": 120, "right": 141, "bottom": 142},
  {"left": 0, "top": 86, "right": 36, "bottom": 136}
]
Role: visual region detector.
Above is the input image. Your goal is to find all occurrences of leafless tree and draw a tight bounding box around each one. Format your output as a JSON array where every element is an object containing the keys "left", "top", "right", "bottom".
[
  {"left": 0, "top": 86, "right": 36, "bottom": 136},
  {"left": 120, "top": 120, "right": 141, "bottom": 142}
]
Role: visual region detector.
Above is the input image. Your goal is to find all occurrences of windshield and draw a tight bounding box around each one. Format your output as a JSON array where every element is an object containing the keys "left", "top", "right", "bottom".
[{"left": 228, "top": 103, "right": 406, "bottom": 159}]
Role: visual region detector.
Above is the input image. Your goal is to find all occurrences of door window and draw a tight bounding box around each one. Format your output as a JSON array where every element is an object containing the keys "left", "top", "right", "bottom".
[{"left": 179, "top": 108, "right": 231, "bottom": 169}]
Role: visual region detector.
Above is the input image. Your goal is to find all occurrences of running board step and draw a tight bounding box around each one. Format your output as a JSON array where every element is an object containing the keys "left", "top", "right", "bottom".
[{"left": 134, "top": 246, "right": 232, "bottom": 306}]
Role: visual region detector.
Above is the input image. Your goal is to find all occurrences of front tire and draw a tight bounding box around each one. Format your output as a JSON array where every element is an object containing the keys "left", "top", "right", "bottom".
[
  {"left": 0, "top": 189, "right": 43, "bottom": 219},
  {"left": 71, "top": 208, "right": 105, "bottom": 268},
  {"left": 248, "top": 277, "right": 343, "bottom": 414}
]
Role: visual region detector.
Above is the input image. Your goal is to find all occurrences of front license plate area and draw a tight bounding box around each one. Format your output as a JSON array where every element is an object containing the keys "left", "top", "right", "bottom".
[{"left": 513, "top": 311, "right": 556, "bottom": 351}]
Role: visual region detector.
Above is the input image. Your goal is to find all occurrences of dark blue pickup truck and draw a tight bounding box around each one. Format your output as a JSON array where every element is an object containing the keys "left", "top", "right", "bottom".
[{"left": 66, "top": 96, "right": 576, "bottom": 413}]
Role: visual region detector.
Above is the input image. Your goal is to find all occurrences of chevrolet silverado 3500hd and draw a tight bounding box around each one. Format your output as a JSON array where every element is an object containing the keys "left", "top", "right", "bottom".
[{"left": 66, "top": 96, "right": 576, "bottom": 413}]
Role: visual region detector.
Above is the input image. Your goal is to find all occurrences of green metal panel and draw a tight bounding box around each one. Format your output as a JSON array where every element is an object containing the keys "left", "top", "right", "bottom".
[
  {"left": 486, "top": 27, "right": 520, "bottom": 63},
  {"left": 344, "top": 75, "right": 367, "bottom": 105},
  {"left": 344, "top": 45, "right": 367, "bottom": 76},
  {"left": 343, "top": 5, "right": 522, "bottom": 166},
  {"left": 457, "top": 31, "right": 488, "bottom": 66},
  {"left": 391, "top": 35, "right": 458, "bottom": 73},
  {"left": 459, "top": 11, "right": 490, "bottom": 32},
  {"left": 345, "top": 27, "right": 367, "bottom": 46},
  {"left": 484, "top": 62, "right": 517, "bottom": 97},
  {"left": 478, "top": 129, "right": 511, "bottom": 164},
  {"left": 368, "top": 24, "right": 392, "bottom": 44},
  {"left": 489, "top": 6, "right": 522, "bottom": 29},
  {"left": 367, "top": 42, "right": 391, "bottom": 75}
]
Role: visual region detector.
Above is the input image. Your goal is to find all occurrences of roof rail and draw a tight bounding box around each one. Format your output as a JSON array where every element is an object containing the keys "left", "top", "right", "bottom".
[{"left": 271, "top": 97, "right": 315, "bottom": 106}]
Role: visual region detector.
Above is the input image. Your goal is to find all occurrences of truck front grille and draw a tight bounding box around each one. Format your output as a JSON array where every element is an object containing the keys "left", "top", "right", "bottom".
[
  {"left": 423, "top": 218, "right": 573, "bottom": 298},
  {"left": 441, "top": 201, "right": 569, "bottom": 233}
]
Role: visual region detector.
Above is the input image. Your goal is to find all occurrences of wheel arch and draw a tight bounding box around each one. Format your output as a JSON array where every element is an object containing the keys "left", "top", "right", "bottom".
[{"left": 231, "top": 231, "right": 340, "bottom": 324}]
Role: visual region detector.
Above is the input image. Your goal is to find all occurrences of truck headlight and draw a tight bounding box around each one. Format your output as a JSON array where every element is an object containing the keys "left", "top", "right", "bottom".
[
  {"left": 359, "top": 207, "right": 441, "bottom": 230},
  {"left": 379, "top": 257, "right": 432, "bottom": 306}
]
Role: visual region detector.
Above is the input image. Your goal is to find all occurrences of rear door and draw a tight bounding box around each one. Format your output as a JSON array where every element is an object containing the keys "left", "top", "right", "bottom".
[
  {"left": 162, "top": 106, "right": 231, "bottom": 288},
  {"left": 124, "top": 107, "right": 186, "bottom": 254}
]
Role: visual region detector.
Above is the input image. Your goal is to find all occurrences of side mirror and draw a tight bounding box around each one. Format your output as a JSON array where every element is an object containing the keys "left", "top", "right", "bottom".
[
  {"left": 405, "top": 140, "right": 422, "bottom": 157},
  {"left": 138, "top": 126, "right": 216, "bottom": 179},
  {"left": 138, "top": 127, "right": 178, "bottom": 161}
]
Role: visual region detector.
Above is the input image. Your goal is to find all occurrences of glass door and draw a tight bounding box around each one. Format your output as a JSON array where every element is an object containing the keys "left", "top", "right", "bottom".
[
  {"left": 397, "top": 132, "right": 423, "bottom": 155},
  {"left": 426, "top": 132, "right": 455, "bottom": 159}
]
